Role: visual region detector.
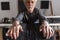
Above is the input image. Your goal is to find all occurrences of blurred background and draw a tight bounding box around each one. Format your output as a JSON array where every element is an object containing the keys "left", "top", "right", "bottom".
[{"left": 0, "top": 0, "right": 60, "bottom": 40}]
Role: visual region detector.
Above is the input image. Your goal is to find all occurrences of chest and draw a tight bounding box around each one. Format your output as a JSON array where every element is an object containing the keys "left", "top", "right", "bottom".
[{"left": 22, "top": 13, "right": 39, "bottom": 23}]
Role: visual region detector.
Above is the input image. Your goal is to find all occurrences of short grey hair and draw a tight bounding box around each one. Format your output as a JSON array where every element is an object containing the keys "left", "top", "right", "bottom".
[{"left": 23, "top": 0, "right": 37, "bottom": 3}]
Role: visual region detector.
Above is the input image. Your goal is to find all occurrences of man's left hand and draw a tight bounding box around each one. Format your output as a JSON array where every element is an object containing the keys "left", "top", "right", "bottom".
[{"left": 39, "top": 21, "right": 54, "bottom": 39}]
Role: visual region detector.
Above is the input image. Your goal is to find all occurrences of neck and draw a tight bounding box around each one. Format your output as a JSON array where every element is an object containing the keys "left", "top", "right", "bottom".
[{"left": 27, "top": 9, "right": 34, "bottom": 13}]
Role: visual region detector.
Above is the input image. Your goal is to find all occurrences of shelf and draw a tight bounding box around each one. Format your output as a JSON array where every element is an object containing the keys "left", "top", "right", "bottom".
[{"left": 0, "top": 23, "right": 60, "bottom": 28}]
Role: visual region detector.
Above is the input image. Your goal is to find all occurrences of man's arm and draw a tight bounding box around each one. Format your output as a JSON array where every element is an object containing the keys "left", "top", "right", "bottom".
[
  {"left": 38, "top": 12, "right": 54, "bottom": 39},
  {"left": 6, "top": 13, "right": 24, "bottom": 40}
]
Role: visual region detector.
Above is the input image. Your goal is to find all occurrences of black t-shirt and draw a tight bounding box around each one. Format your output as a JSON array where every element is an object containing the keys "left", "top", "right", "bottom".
[
  {"left": 16, "top": 8, "right": 47, "bottom": 25},
  {"left": 16, "top": 8, "right": 47, "bottom": 31}
]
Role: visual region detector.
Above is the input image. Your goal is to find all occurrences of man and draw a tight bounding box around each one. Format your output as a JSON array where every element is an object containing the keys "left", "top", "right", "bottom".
[{"left": 6, "top": 0, "right": 54, "bottom": 40}]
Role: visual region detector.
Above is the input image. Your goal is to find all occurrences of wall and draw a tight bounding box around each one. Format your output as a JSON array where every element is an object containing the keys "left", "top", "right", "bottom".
[
  {"left": 52, "top": 0, "right": 60, "bottom": 16},
  {"left": 0, "top": 0, "right": 60, "bottom": 19},
  {"left": 0, "top": 0, "right": 18, "bottom": 20},
  {"left": 36, "top": 0, "right": 52, "bottom": 16},
  {"left": 36, "top": 0, "right": 60, "bottom": 16},
  {"left": 0, "top": 0, "right": 53, "bottom": 20}
]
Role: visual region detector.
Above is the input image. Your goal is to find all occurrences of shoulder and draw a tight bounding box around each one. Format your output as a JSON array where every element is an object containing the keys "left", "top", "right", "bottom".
[
  {"left": 34, "top": 8, "right": 39, "bottom": 13},
  {"left": 34, "top": 8, "right": 41, "bottom": 16},
  {"left": 16, "top": 12, "right": 25, "bottom": 22},
  {"left": 34, "top": 8, "right": 44, "bottom": 17}
]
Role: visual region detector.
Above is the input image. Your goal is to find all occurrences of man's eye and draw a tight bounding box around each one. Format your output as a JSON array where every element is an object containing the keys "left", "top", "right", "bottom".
[
  {"left": 27, "top": 1, "right": 34, "bottom": 4},
  {"left": 27, "top": 1, "right": 30, "bottom": 3},
  {"left": 31, "top": 1, "right": 34, "bottom": 3}
]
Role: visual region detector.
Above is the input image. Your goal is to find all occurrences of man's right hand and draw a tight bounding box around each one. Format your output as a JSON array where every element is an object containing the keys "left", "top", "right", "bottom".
[{"left": 6, "top": 21, "right": 23, "bottom": 40}]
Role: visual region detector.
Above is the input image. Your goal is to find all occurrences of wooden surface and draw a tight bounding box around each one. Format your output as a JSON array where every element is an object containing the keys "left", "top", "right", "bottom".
[{"left": 0, "top": 28, "right": 3, "bottom": 40}]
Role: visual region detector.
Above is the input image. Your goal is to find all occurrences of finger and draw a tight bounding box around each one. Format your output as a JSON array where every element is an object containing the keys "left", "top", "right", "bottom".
[
  {"left": 43, "top": 26, "right": 46, "bottom": 37},
  {"left": 6, "top": 27, "right": 12, "bottom": 36},
  {"left": 13, "top": 26, "right": 17, "bottom": 40},
  {"left": 51, "top": 28, "right": 54, "bottom": 37},
  {"left": 46, "top": 26, "right": 49, "bottom": 39},
  {"left": 6, "top": 29, "right": 10, "bottom": 36},
  {"left": 39, "top": 26, "right": 43, "bottom": 32},
  {"left": 49, "top": 27, "right": 52, "bottom": 39},
  {"left": 49, "top": 27, "right": 54, "bottom": 39},
  {"left": 40, "top": 29, "right": 42, "bottom": 32},
  {"left": 10, "top": 29, "right": 13, "bottom": 39},
  {"left": 16, "top": 26, "right": 19, "bottom": 38},
  {"left": 19, "top": 25, "right": 23, "bottom": 32},
  {"left": 13, "top": 33, "right": 16, "bottom": 40}
]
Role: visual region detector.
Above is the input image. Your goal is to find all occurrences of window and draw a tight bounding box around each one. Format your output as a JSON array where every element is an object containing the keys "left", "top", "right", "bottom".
[
  {"left": 1, "top": 2, "right": 10, "bottom": 10},
  {"left": 41, "top": 1, "right": 49, "bottom": 9}
]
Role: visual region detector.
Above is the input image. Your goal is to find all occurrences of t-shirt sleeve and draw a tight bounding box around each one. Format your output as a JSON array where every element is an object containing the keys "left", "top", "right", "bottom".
[
  {"left": 34, "top": 8, "right": 47, "bottom": 21},
  {"left": 38, "top": 11, "right": 47, "bottom": 25},
  {"left": 39, "top": 14, "right": 47, "bottom": 21},
  {"left": 15, "top": 12, "right": 24, "bottom": 23}
]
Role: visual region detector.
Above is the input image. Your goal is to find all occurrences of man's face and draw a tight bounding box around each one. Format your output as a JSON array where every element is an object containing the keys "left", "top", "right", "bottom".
[{"left": 24, "top": 0, "right": 37, "bottom": 13}]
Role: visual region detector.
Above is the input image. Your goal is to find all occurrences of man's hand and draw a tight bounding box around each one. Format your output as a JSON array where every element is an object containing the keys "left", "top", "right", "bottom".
[
  {"left": 6, "top": 21, "right": 23, "bottom": 40},
  {"left": 39, "top": 21, "right": 54, "bottom": 39}
]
